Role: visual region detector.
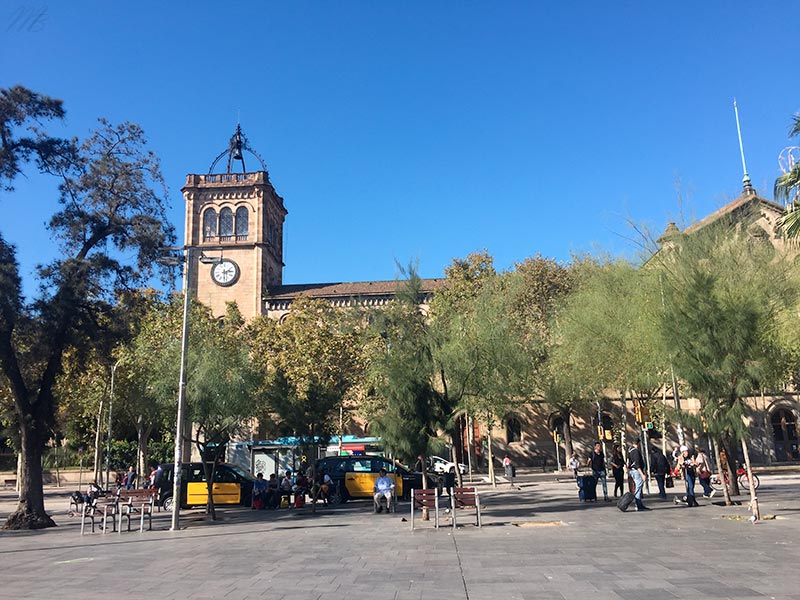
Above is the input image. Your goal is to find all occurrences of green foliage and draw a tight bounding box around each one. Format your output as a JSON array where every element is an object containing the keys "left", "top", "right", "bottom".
[
  {"left": 657, "top": 227, "right": 797, "bottom": 441},
  {"left": 0, "top": 85, "right": 68, "bottom": 191},
  {"left": 0, "top": 105, "right": 176, "bottom": 528},
  {"left": 248, "top": 296, "right": 362, "bottom": 442},
  {"left": 369, "top": 264, "right": 451, "bottom": 460}
]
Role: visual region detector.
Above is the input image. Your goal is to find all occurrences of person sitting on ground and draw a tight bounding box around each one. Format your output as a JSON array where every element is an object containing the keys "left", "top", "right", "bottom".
[
  {"left": 267, "top": 473, "right": 280, "bottom": 508},
  {"left": 253, "top": 473, "right": 268, "bottom": 509},
  {"left": 294, "top": 471, "right": 309, "bottom": 498},
  {"left": 279, "top": 470, "right": 293, "bottom": 506},
  {"left": 123, "top": 466, "right": 136, "bottom": 490},
  {"left": 373, "top": 467, "right": 395, "bottom": 513}
]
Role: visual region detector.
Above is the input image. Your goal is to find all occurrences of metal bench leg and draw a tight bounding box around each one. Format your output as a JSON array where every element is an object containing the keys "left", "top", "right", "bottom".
[{"left": 410, "top": 489, "right": 415, "bottom": 531}]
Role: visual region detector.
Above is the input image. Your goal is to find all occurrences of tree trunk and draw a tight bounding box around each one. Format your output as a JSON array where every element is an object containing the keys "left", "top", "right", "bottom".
[
  {"left": 451, "top": 438, "right": 463, "bottom": 488},
  {"left": 136, "top": 418, "right": 153, "bottom": 480},
  {"left": 561, "top": 407, "right": 574, "bottom": 458},
  {"left": 92, "top": 399, "right": 104, "bottom": 484},
  {"left": 3, "top": 419, "right": 56, "bottom": 529},
  {"left": 466, "top": 414, "right": 474, "bottom": 482},
  {"left": 204, "top": 459, "right": 217, "bottom": 521},
  {"left": 741, "top": 438, "right": 760, "bottom": 521},
  {"left": 486, "top": 413, "right": 496, "bottom": 488},
  {"left": 720, "top": 438, "right": 740, "bottom": 496},
  {"left": 712, "top": 437, "right": 732, "bottom": 506}
]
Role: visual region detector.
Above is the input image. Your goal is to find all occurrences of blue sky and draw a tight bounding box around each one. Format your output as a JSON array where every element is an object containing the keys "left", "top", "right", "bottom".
[{"left": 2, "top": 2, "right": 799, "bottom": 299}]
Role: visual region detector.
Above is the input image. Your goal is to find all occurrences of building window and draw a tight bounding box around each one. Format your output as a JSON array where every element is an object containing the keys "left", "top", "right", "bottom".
[
  {"left": 203, "top": 208, "right": 217, "bottom": 241},
  {"left": 235, "top": 206, "right": 249, "bottom": 240},
  {"left": 506, "top": 416, "right": 522, "bottom": 443},
  {"left": 219, "top": 207, "right": 233, "bottom": 240}
]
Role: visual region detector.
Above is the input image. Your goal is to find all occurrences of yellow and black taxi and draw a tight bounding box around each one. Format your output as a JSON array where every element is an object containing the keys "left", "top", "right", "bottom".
[
  {"left": 314, "top": 455, "right": 433, "bottom": 504},
  {"left": 154, "top": 462, "right": 256, "bottom": 511}
]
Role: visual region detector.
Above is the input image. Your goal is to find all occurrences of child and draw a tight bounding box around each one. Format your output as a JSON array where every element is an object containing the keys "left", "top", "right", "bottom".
[{"left": 568, "top": 453, "right": 580, "bottom": 479}]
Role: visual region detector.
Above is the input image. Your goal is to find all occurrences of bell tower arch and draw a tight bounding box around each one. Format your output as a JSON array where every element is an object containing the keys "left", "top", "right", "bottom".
[{"left": 182, "top": 126, "right": 287, "bottom": 319}]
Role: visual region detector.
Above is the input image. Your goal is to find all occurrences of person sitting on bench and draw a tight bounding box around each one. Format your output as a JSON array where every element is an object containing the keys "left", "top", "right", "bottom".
[{"left": 373, "top": 468, "right": 395, "bottom": 513}]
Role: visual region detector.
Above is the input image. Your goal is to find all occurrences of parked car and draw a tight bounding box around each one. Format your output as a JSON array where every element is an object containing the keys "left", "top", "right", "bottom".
[
  {"left": 154, "top": 462, "right": 256, "bottom": 511},
  {"left": 315, "top": 455, "right": 435, "bottom": 504},
  {"left": 428, "top": 455, "right": 468, "bottom": 475}
]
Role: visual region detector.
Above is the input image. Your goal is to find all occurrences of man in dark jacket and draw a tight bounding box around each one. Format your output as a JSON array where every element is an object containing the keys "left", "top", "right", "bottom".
[
  {"left": 650, "top": 447, "right": 670, "bottom": 499},
  {"left": 627, "top": 438, "right": 649, "bottom": 511}
]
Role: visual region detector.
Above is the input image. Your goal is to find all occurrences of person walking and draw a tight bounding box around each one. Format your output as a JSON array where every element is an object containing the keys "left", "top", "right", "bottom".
[
  {"left": 694, "top": 447, "right": 715, "bottom": 498},
  {"left": 610, "top": 444, "right": 625, "bottom": 498},
  {"left": 675, "top": 445, "right": 699, "bottom": 507},
  {"left": 627, "top": 438, "right": 649, "bottom": 511},
  {"left": 650, "top": 446, "right": 670, "bottom": 500},
  {"left": 587, "top": 442, "right": 610, "bottom": 501}
]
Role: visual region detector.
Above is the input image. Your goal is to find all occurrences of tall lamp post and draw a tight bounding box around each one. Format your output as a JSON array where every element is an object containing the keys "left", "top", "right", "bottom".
[
  {"left": 104, "top": 359, "right": 121, "bottom": 490},
  {"left": 158, "top": 246, "right": 222, "bottom": 531},
  {"left": 156, "top": 247, "right": 192, "bottom": 532}
]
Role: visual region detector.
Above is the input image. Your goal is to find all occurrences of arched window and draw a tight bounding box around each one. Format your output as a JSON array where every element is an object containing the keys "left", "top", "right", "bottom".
[
  {"left": 219, "top": 207, "right": 233, "bottom": 239},
  {"left": 506, "top": 416, "right": 522, "bottom": 443},
  {"left": 235, "top": 206, "right": 249, "bottom": 239},
  {"left": 772, "top": 408, "right": 799, "bottom": 461},
  {"left": 203, "top": 209, "right": 217, "bottom": 241}
]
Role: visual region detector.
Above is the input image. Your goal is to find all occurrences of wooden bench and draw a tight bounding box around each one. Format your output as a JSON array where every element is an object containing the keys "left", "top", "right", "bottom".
[
  {"left": 451, "top": 486, "right": 481, "bottom": 529},
  {"left": 410, "top": 488, "right": 440, "bottom": 530},
  {"left": 80, "top": 493, "right": 119, "bottom": 535},
  {"left": 118, "top": 488, "right": 157, "bottom": 532},
  {"left": 3, "top": 478, "right": 16, "bottom": 489}
]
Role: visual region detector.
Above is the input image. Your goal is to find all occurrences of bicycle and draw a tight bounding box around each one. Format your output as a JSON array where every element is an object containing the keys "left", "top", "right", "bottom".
[{"left": 710, "top": 466, "right": 760, "bottom": 491}]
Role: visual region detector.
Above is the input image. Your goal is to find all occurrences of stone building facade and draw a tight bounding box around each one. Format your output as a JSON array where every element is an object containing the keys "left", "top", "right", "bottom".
[{"left": 186, "top": 129, "right": 799, "bottom": 468}]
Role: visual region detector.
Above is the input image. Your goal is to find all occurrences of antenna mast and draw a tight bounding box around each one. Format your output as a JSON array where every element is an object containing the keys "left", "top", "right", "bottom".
[{"left": 734, "top": 99, "right": 755, "bottom": 196}]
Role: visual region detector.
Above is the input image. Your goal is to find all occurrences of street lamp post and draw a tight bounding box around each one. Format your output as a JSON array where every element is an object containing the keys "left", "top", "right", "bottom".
[
  {"left": 104, "top": 360, "right": 121, "bottom": 490},
  {"left": 158, "top": 246, "right": 223, "bottom": 531},
  {"left": 171, "top": 246, "right": 192, "bottom": 531}
]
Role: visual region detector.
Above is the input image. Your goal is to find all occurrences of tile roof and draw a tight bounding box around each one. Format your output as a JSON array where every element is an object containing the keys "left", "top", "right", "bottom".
[
  {"left": 683, "top": 192, "right": 784, "bottom": 234},
  {"left": 265, "top": 278, "right": 447, "bottom": 301}
]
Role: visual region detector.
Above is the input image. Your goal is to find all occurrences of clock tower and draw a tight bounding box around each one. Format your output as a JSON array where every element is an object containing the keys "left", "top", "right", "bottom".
[{"left": 182, "top": 126, "right": 287, "bottom": 319}]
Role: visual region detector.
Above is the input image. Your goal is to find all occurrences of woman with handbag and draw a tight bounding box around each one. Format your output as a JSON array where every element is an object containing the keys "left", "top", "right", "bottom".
[{"left": 694, "top": 447, "right": 715, "bottom": 498}]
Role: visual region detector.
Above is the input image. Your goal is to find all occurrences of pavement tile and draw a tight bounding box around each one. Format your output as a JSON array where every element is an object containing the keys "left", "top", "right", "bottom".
[{"left": 1, "top": 475, "right": 799, "bottom": 599}]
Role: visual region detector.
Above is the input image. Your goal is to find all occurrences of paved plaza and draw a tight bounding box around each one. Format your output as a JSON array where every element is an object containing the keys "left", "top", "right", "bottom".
[{"left": 1, "top": 472, "right": 799, "bottom": 600}]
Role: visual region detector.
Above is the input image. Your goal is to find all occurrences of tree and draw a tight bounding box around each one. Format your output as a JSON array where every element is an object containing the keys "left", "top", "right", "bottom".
[
  {"left": 369, "top": 265, "right": 451, "bottom": 484},
  {"left": 185, "top": 302, "right": 259, "bottom": 520},
  {"left": 0, "top": 115, "right": 174, "bottom": 529},
  {"left": 248, "top": 296, "right": 363, "bottom": 449},
  {"left": 0, "top": 86, "right": 68, "bottom": 191},
  {"left": 428, "top": 251, "right": 498, "bottom": 478},
  {"left": 553, "top": 259, "right": 668, "bottom": 459},
  {"left": 658, "top": 228, "right": 796, "bottom": 514},
  {"left": 776, "top": 113, "right": 800, "bottom": 238}
]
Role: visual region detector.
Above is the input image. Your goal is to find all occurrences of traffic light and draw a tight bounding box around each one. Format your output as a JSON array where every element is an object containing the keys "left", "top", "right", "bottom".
[
  {"left": 633, "top": 400, "right": 650, "bottom": 424},
  {"left": 644, "top": 421, "right": 654, "bottom": 430}
]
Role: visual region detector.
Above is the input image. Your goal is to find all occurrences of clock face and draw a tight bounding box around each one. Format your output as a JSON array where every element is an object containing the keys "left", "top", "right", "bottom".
[{"left": 211, "top": 259, "right": 240, "bottom": 287}]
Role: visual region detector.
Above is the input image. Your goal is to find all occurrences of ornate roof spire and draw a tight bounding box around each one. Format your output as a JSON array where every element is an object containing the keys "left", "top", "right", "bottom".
[
  {"left": 208, "top": 124, "right": 269, "bottom": 175},
  {"left": 734, "top": 99, "right": 756, "bottom": 197}
]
